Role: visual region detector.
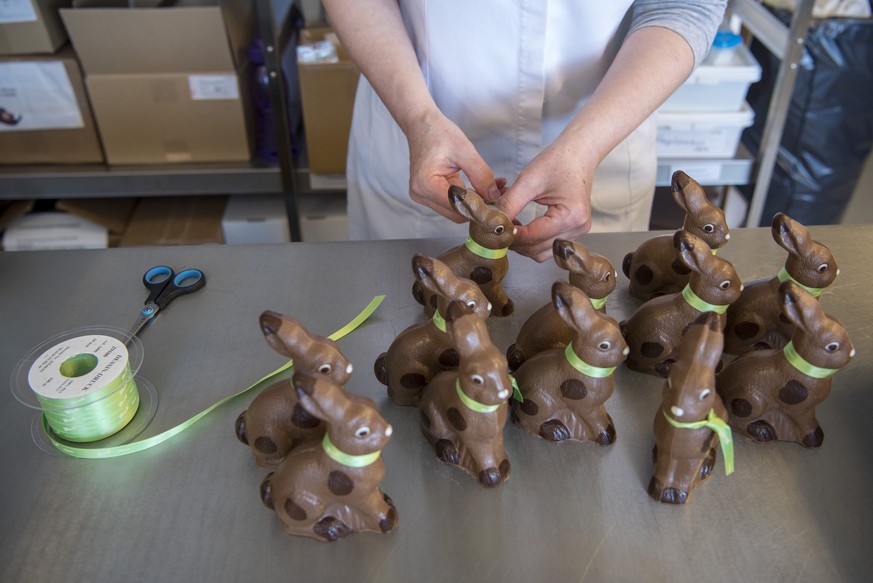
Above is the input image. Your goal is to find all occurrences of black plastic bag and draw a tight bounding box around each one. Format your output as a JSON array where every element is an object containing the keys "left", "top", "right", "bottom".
[{"left": 741, "top": 9, "right": 873, "bottom": 226}]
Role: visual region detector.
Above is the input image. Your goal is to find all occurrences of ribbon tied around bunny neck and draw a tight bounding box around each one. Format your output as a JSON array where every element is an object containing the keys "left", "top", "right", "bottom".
[
  {"left": 564, "top": 343, "right": 616, "bottom": 378},
  {"left": 322, "top": 433, "right": 382, "bottom": 468},
  {"left": 589, "top": 295, "right": 608, "bottom": 311},
  {"left": 464, "top": 236, "right": 508, "bottom": 260},
  {"left": 455, "top": 379, "right": 501, "bottom": 413},
  {"left": 681, "top": 284, "right": 729, "bottom": 314},
  {"left": 777, "top": 267, "right": 825, "bottom": 298},
  {"left": 784, "top": 341, "right": 838, "bottom": 378},
  {"left": 663, "top": 408, "right": 735, "bottom": 475},
  {"left": 431, "top": 310, "right": 447, "bottom": 333}
]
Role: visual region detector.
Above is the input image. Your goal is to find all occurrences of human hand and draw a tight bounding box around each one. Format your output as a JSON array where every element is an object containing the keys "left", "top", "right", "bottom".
[
  {"left": 494, "top": 142, "right": 595, "bottom": 262},
  {"left": 404, "top": 110, "right": 503, "bottom": 222}
]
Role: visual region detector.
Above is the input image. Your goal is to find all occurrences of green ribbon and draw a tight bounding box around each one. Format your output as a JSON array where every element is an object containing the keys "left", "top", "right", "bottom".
[
  {"left": 681, "top": 284, "right": 729, "bottom": 314},
  {"left": 564, "top": 343, "right": 616, "bottom": 378},
  {"left": 589, "top": 295, "right": 608, "bottom": 311},
  {"left": 663, "top": 409, "right": 734, "bottom": 476},
  {"left": 432, "top": 310, "right": 447, "bottom": 333},
  {"left": 464, "top": 236, "right": 508, "bottom": 260},
  {"left": 41, "top": 295, "right": 386, "bottom": 459},
  {"left": 783, "top": 341, "right": 838, "bottom": 379},
  {"left": 322, "top": 433, "right": 381, "bottom": 468},
  {"left": 777, "top": 266, "right": 825, "bottom": 298},
  {"left": 508, "top": 374, "right": 523, "bottom": 402},
  {"left": 455, "top": 379, "right": 501, "bottom": 413}
]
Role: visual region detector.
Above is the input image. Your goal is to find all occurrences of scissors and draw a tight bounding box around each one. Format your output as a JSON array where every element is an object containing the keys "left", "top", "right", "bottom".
[{"left": 127, "top": 265, "right": 206, "bottom": 338}]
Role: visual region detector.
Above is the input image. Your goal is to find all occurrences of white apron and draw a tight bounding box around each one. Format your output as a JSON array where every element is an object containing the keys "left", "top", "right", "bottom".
[{"left": 346, "top": 0, "right": 657, "bottom": 240}]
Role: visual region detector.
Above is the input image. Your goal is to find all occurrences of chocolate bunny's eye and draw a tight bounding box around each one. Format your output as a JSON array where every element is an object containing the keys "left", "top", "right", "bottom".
[
  {"left": 471, "top": 375, "right": 484, "bottom": 384},
  {"left": 598, "top": 341, "right": 612, "bottom": 351},
  {"left": 719, "top": 280, "right": 731, "bottom": 289},
  {"left": 465, "top": 300, "right": 477, "bottom": 309},
  {"left": 817, "top": 263, "right": 829, "bottom": 273},
  {"left": 318, "top": 364, "right": 332, "bottom": 374},
  {"left": 825, "top": 342, "right": 840, "bottom": 352},
  {"left": 355, "top": 426, "right": 370, "bottom": 438},
  {"left": 703, "top": 224, "right": 715, "bottom": 233},
  {"left": 699, "top": 388, "right": 712, "bottom": 400},
  {"left": 495, "top": 225, "right": 505, "bottom": 235}
]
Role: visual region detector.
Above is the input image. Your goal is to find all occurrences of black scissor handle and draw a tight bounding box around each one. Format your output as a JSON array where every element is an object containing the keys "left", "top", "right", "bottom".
[
  {"left": 143, "top": 265, "right": 173, "bottom": 305},
  {"left": 154, "top": 268, "right": 206, "bottom": 309}
]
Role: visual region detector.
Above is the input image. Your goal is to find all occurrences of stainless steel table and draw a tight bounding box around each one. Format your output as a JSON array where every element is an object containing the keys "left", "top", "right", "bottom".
[{"left": 1, "top": 226, "right": 871, "bottom": 582}]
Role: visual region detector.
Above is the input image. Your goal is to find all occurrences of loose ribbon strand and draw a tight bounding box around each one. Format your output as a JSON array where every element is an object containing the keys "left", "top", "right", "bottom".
[{"left": 43, "top": 295, "right": 386, "bottom": 459}]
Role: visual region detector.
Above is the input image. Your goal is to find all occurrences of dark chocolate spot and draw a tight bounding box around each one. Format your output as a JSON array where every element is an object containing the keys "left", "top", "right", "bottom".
[
  {"left": 260, "top": 473, "right": 274, "bottom": 509},
  {"left": 671, "top": 258, "right": 692, "bottom": 275},
  {"left": 499, "top": 458, "right": 511, "bottom": 479},
  {"left": 641, "top": 342, "right": 664, "bottom": 358},
  {"left": 447, "top": 407, "right": 467, "bottom": 431},
  {"left": 654, "top": 360, "right": 675, "bottom": 378},
  {"left": 400, "top": 373, "right": 427, "bottom": 389},
  {"left": 438, "top": 349, "right": 459, "bottom": 367},
  {"left": 478, "top": 467, "right": 503, "bottom": 488},
  {"left": 435, "top": 439, "right": 460, "bottom": 464},
  {"left": 254, "top": 436, "right": 278, "bottom": 454},
  {"left": 291, "top": 402, "right": 321, "bottom": 429},
  {"left": 560, "top": 378, "right": 588, "bottom": 400},
  {"left": 313, "top": 517, "right": 351, "bottom": 542},
  {"left": 699, "top": 447, "right": 716, "bottom": 481},
  {"left": 379, "top": 505, "right": 398, "bottom": 533},
  {"left": 660, "top": 487, "right": 688, "bottom": 505},
  {"left": 731, "top": 398, "right": 752, "bottom": 418},
  {"left": 328, "top": 471, "right": 355, "bottom": 496},
  {"left": 634, "top": 265, "right": 654, "bottom": 286},
  {"left": 747, "top": 420, "right": 777, "bottom": 442},
  {"left": 520, "top": 398, "right": 539, "bottom": 416},
  {"left": 539, "top": 420, "right": 571, "bottom": 441},
  {"left": 734, "top": 321, "right": 760, "bottom": 341},
  {"left": 284, "top": 498, "right": 308, "bottom": 521},
  {"left": 778, "top": 380, "right": 809, "bottom": 405},
  {"left": 802, "top": 426, "right": 824, "bottom": 449},
  {"left": 469, "top": 267, "right": 493, "bottom": 285},
  {"left": 374, "top": 353, "right": 388, "bottom": 385},
  {"left": 234, "top": 412, "right": 248, "bottom": 444},
  {"left": 596, "top": 424, "right": 616, "bottom": 445}
]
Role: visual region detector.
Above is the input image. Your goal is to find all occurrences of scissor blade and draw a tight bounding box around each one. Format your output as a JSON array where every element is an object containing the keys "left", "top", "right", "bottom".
[{"left": 126, "top": 303, "right": 161, "bottom": 341}]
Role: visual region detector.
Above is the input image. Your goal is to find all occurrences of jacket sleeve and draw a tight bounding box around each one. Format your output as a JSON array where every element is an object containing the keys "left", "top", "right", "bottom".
[{"left": 629, "top": 0, "right": 729, "bottom": 67}]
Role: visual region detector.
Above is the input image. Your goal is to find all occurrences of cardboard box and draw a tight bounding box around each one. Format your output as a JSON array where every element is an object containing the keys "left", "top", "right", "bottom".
[
  {"left": 61, "top": 2, "right": 253, "bottom": 164},
  {"left": 0, "top": 47, "right": 104, "bottom": 164},
  {"left": 222, "top": 194, "right": 290, "bottom": 245},
  {"left": 0, "top": 0, "right": 70, "bottom": 55},
  {"left": 1, "top": 211, "right": 108, "bottom": 251},
  {"left": 299, "top": 193, "right": 347, "bottom": 242},
  {"left": 119, "top": 196, "right": 226, "bottom": 247},
  {"left": 298, "top": 27, "right": 359, "bottom": 174}
]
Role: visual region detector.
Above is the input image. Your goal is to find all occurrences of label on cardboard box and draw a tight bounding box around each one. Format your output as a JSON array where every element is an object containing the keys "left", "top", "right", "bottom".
[
  {"left": 0, "top": 61, "right": 84, "bottom": 131},
  {"left": 188, "top": 75, "right": 239, "bottom": 100},
  {"left": 0, "top": 0, "right": 38, "bottom": 24}
]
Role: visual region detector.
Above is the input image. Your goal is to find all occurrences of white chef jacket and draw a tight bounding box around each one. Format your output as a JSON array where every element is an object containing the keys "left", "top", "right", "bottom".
[{"left": 345, "top": 1, "right": 717, "bottom": 240}]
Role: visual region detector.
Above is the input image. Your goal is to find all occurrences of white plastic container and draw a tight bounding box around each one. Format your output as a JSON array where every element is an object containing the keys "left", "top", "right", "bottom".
[
  {"left": 222, "top": 194, "right": 291, "bottom": 245},
  {"left": 660, "top": 42, "right": 762, "bottom": 112},
  {"left": 656, "top": 103, "right": 755, "bottom": 158}
]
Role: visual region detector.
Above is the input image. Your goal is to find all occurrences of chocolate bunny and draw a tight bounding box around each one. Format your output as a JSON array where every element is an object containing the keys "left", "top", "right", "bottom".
[
  {"left": 724, "top": 212, "right": 839, "bottom": 355},
  {"left": 622, "top": 171, "right": 730, "bottom": 301},
  {"left": 419, "top": 301, "right": 513, "bottom": 487},
  {"left": 620, "top": 230, "right": 743, "bottom": 377},
  {"left": 511, "top": 282, "right": 627, "bottom": 444},
  {"left": 649, "top": 312, "right": 733, "bottom": 504},
  {"left": 506, "top": 239, "right": 616, "bottom": 371},
  {"left": 717, "top": 281, "right": 855, "bottom": 448},
  {"left": 235, "top": 311, "right": 353, "bottom": 468},
  {"left": 375, "top": 254, "right": 491, "bottom": 407},
  {"left": 260, "top": 372, "right": 397, "bottom": 541},
  {"left": 412, "top": 185, "right": 516, "bottom": 317}
]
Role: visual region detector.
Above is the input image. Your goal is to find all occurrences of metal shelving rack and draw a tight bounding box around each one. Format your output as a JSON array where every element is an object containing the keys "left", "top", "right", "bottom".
[
  {"left": 655, "top": 0, "right": 815, "bottom": 228},
  {"left": 0, "top": 0, "right": 303, "bottom": 241}
]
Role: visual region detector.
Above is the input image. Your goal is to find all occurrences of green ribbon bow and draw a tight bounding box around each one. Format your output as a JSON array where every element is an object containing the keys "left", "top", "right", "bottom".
[
  {"left": 663, "top": 408, "right": 735, "bottom": 475},
  {"left": 589, "top": 295, "right": 608, "bottom": 311},
  {"left": 432, "top": 310, "right": 447, "bottom": 333}
]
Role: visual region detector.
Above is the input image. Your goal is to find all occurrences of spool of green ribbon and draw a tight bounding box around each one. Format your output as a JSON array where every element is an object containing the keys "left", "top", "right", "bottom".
[{"left": 15, "top": 295, "right": 385, "bottom": 459}]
